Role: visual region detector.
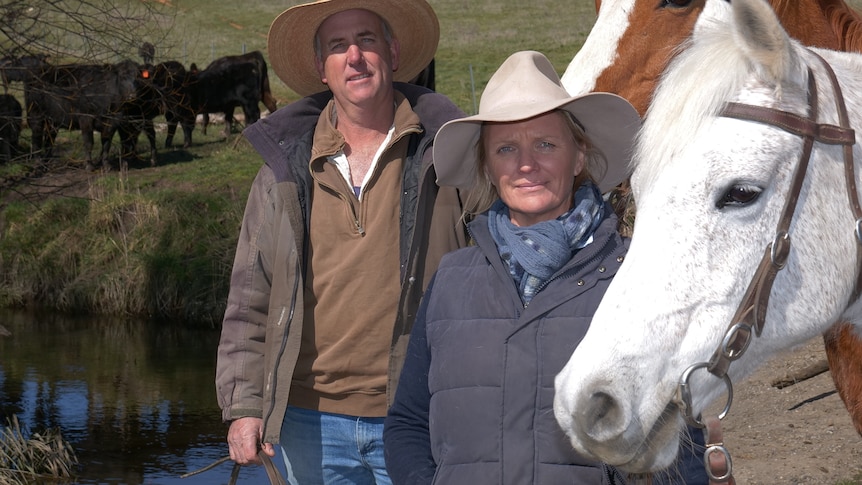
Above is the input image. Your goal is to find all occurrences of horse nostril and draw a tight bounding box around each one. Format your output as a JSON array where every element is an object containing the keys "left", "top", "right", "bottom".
[
  {"left": 591, "top": 391, "right": 615, "bottom": 420},
  {"left": 580, "top": 390, "right": 628, "bottom": 441}
]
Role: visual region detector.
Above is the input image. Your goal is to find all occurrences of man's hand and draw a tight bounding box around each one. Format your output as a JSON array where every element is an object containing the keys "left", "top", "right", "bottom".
[{"left": 227, "top": 417, "right": 276, "bottom": 465}]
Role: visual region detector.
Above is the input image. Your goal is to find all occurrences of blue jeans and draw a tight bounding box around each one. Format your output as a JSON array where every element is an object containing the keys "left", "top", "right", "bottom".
[{"left": 280, "top": 405, "right": 392, "bottom": 485}]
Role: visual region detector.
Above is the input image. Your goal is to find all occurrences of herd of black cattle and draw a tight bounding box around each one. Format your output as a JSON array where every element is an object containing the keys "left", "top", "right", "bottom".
[{"left": 0, "top": 50, "right": 278, "bottom": 171}]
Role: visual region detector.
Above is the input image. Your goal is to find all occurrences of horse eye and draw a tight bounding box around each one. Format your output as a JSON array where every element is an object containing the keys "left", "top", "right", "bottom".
[
  {"left": 716, "top": 184, "right": 761, "bottom": 209},
  {"left": 662, "top": 0, "right": 693, "bottom": 7}
]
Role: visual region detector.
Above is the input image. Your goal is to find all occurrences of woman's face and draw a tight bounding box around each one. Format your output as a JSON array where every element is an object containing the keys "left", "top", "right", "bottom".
[{"left": 483, "top": 111, "right": 585, "bottom": 227}]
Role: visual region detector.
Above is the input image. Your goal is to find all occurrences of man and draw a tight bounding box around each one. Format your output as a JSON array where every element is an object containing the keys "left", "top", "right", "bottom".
[{"left": 214, "top": 0, "right": 468, "bottom": 483}]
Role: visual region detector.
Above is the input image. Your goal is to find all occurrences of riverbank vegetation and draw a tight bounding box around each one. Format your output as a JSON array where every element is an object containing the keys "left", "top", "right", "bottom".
[
  {"left": 1, "top": 134, "right": 260, "bottom": 325},
  {"left": 0, "top": 416, "right": 77, "bottom": 484}
]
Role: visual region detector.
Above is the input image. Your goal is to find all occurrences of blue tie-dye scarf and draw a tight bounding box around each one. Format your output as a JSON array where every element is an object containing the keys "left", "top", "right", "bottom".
[{"left": 488, "top": 181, "right": 606, "bottom": 304}]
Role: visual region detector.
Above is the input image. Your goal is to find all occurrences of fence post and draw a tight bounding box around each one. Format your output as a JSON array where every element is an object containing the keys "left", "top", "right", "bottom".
[{"left": 469, "top": 64, "right": 477, "bottom": 115}]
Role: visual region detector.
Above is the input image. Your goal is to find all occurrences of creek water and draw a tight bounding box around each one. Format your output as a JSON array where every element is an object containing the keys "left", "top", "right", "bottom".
[{"left": 0, "top": 308, "right": 284, "bottom": 485}]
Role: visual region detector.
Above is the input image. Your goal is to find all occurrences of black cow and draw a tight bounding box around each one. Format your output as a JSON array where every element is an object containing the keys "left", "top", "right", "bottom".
[
  {"left": 411, "top": 59, "right": 435, "bottom": 91},
  {"left": 112, "top": 62, "right": 165, "bottom": 166},
  {"left": 119, "top": 60, "right": 196, "bottom": 155},
  {"left": 122, "top": 41, "right": 195, "bottom": 151},
  {"left": 154, "top": 61, "right": 196, "bottom": 149},
  {"left": 187, "top": 51, "right": 277, "bottom": 138},
  {"left": 0, "top": 93, "right": 22, "bottom": 163},
  {"left": 0, "top": 54, "right": 46, "bottom": 91},
  {"left": 1, "top": 56, "right": 156, "bottom": 170}
]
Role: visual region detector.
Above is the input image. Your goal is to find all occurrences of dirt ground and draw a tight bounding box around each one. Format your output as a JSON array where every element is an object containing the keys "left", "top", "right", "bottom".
[{"left": 703, "top": 337, "right": 862, "bottom": 484}]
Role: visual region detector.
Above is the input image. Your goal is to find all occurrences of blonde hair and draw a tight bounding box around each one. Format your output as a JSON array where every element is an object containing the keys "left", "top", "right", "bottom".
[{"left": 463, "top": 110, "right": 608, "bottom": 219}]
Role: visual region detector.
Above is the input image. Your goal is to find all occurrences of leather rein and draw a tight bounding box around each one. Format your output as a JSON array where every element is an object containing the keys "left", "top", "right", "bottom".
[{"left": 672, "top": 50, "right": 859, "bottom": 484}]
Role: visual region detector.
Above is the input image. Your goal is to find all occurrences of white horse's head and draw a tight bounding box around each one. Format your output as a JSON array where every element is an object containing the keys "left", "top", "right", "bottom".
[{"left": 555, "top": 0, "right": 862, "bottom": 473}]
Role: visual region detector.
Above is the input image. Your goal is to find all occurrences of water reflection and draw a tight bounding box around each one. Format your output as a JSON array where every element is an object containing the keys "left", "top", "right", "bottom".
[{"left": 0, "top": 308, "right": 281, "bottom": 484}]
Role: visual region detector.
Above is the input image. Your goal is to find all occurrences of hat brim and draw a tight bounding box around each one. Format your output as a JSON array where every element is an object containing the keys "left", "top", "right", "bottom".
[
  {"left": 268, "top": 0, "right": 440, "bottom": 97},
  {"left": 433, "top": 93, "right": 641, "bottom": 193}
]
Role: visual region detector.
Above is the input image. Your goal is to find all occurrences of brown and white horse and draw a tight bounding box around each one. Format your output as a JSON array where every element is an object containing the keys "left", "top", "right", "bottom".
[
  {"left": 562, "top": 0, "right": 862, "bottom": 117},
  {"left": 563, "top": 0, "right": 862, "bottom": 437}
]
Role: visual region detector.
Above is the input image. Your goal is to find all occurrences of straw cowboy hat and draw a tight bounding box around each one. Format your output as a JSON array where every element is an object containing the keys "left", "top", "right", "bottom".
[
  {"left": 433, "top": 50, "right": 641, "bottom": 193},
  {"left": 267, "top": 0, "right": 440, "bottom": 97}
]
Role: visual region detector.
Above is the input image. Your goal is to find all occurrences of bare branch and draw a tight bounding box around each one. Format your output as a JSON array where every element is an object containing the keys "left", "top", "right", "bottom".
[{"left": 0, "top": 0, "right": 177, "bottom": 63}]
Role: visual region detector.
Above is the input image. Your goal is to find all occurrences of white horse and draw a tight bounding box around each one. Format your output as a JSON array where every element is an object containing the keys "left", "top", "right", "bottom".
[{"left": 554, "top": 0, "right": 862, "bottom": 474}]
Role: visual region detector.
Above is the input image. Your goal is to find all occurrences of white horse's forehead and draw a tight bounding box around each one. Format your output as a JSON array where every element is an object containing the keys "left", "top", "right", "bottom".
[
  {"left": 634, "top": 117, "right": 796, "bottom": 208},
  {"left": 561, "top": 0, "right": 635, "bottom": 95}
]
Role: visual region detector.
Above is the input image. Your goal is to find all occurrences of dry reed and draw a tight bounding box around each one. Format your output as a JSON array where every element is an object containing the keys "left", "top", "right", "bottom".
[{"left": 0, "top": 415, "right": 78, "bottom": 485}]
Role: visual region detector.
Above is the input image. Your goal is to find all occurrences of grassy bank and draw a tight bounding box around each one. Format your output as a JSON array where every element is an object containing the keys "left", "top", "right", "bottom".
[
  {"left": 0, "top": 0, "right": 597, "bottom": 324},
  {"left": 146, "top": 0, "right": 598, "bottom": 110},
  {"left": 0, "top": 131, "right": 261, "bottom": 324}
]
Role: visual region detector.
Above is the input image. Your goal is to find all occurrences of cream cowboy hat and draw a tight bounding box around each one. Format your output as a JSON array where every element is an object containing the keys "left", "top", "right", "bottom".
[
  {"left": 433, "top": 50, "right": 641, "bottom": 193},
  {"left": 267, "top": 0, "right": 440, "bottom": 97}
]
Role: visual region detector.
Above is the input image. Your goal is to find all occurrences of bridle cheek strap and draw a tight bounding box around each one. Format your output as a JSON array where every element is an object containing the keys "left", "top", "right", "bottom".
[{"left": 709, "top": 51, "right": 859, "bottom": 378}]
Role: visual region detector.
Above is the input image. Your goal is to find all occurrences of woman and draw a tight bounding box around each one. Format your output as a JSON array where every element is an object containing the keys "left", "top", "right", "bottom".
[{"left": 383, "top": 51, "right": 708, "bottom": 485}]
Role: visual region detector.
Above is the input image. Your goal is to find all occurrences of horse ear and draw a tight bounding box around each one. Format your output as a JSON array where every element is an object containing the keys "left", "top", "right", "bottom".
[{"left": 731, "top": 0, "right": 802, "bottom": 85}]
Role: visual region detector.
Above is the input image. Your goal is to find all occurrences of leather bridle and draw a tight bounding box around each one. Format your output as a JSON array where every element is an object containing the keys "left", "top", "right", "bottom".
[{"left": 673, "top": 50, "right": 859, "bottom": 484}]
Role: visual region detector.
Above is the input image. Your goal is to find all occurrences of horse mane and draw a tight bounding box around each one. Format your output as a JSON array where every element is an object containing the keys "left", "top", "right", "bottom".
[
  {"left": 818, "top": 0, "right": 862, "bottom": 51},
  {"left": 768, "top": 0, "right": 862, "bottom": 51},
  {"left": 634, "top": 20, "right": 806, "bottom": 187},
  {"left": 635, "top": 28, "right": 746, "bottom": 184}
]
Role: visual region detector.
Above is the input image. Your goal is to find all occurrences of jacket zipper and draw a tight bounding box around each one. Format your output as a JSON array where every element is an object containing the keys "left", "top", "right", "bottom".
[
  {"left": 316, "top": 126, "right": 417, "bottom": 238},
  {"left": 262, "top": 256, "right": 301, "bottom": 433},
  {"left": 315, "top": 176, "right": 366, "bottom": 236}
]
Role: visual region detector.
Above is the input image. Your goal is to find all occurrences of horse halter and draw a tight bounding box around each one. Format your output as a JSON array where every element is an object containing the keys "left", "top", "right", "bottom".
[{"left": 674, "top": 50, "right": 859, "bottom": 483}]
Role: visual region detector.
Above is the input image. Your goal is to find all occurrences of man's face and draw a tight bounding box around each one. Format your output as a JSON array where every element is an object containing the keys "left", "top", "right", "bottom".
[{"left": 315, "top": 9, "right": 400, "bottom": 106}]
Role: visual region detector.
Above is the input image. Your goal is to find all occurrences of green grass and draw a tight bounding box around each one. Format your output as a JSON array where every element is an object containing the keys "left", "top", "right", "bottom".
[
  {"left": 144, "top": 0, "right": 597, "bottom": 111},
  {"left": 836, "top": 473, "right": 862, "bottom": 485},
  {"left": 0, "top": 127, "right": 260, "bottom": 324},
  {"left": 433, "top": 0, "right": 596, "bottom": 113}
]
